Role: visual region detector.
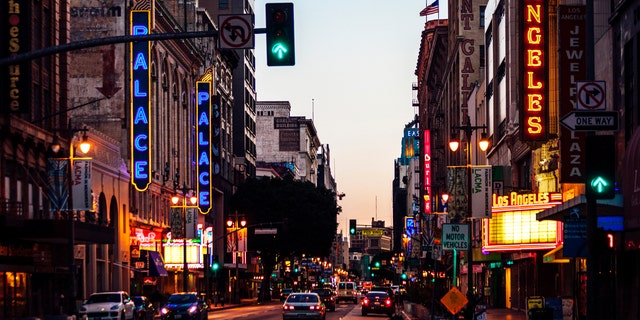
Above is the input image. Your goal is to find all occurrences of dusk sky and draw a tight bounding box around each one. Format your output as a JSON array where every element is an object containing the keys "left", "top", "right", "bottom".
[{"left": 254, "top": 0, "right": 446, "bottom": 234}]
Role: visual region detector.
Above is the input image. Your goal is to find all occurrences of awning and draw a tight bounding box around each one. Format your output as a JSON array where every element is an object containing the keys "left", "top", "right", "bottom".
[
  {"left": 536, "top": 194, "right": 623, "bottom": 221},
  {"left": 147, "top": 250, "right": 168, "bottom": 277},
  {"left": 543, "top": 245, "right": 570, "bottom": 263}
]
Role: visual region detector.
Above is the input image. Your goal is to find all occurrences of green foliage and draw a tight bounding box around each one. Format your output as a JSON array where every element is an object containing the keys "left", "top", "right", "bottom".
[{"left": 231, "top": 177, "right": 339, "bottom": 302}]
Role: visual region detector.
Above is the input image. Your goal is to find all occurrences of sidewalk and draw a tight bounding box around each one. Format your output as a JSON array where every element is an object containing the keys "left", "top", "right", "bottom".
[{"left": 399, "top": 302, "right": 526, "bottom": 320}]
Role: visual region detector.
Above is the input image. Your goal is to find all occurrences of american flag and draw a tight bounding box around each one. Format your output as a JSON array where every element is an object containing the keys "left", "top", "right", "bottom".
[{"left": 419, "top": 0, "right": 439, "bottom": 16}]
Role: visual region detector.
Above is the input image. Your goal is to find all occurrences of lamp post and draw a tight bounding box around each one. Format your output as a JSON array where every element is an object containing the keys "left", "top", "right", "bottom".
[
  {"left": 171, "top": 185, "right": 197, "bottom": 292},
  {"left": 449, "top": 120, "right": 489, "bottom": 317},
  {"left": 226, "top": 212, "right": 246, "bottom": 304},
  {"left": 51, "top": 128, "right": 91, "bottom": 315}
]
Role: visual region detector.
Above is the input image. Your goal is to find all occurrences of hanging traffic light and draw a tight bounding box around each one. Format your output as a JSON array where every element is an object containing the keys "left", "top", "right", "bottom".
[
  {"left": 265, "top": 3, "right": 295, "bottom": 66},
  {"left": 212, "top": 255, "right": 219, "bottom": 271},
  {"left": 586, "top": 135, "right": 616, "bottom": 199},
  {"left": 349, "top": 219, "right": 356, "bottom": 235}
]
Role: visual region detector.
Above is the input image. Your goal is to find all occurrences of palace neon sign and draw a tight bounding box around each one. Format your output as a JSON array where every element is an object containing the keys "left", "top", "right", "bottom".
[
  {"left": 130, "top": 10, "right": 151, "bottom": 191},
  {"left": 196, "top": 82, "right": 212, "bottom": 214},
  {"left": 521, "top": 0, "right": 547, "bottom": 141}
]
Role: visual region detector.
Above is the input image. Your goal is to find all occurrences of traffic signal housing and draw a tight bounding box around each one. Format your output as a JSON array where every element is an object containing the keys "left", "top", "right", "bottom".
[
  {"left": 349, "top": 219, "right": 356, "bottom": 235},
  {"left": 266, "top": 3, "right": 295, "bottom": 66},
  {"left": 585, "top": 135, "right": 616, "bottom": 199}
]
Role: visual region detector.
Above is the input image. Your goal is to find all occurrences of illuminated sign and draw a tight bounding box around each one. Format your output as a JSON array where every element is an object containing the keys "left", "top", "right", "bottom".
[
  {"left": 484, "top": 192, "right": 562, "bottom": 252},
  {"left": 361, "top": 229, "right": 385, "bottom": 237},
  {"left": 196, "top": 82, "right": 212, "bottom": 214},
  {"left": 130, "top": 227, "right": 161, "bottom": 250},
  {"left": 520, "top": 0, "right": 547, "bottom": 141},
  {"left": 130, "top": 10, "right": 151, "bottom": 191},
  {"left": 2, "top": 0, "right": 31, "bottom": 113},
  {"left": 211, "top": 96, "right": 221, "bottom": 176},
  {"left": 423, "top": 130, "right": 431, "bottom": 214}
]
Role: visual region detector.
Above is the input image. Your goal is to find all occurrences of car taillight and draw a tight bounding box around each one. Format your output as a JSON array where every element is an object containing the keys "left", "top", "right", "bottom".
[
  {"left": 309, "top": 305, "right": 320, "bottom": 310},
  {"left": 385, "top": 298, "right": 392, "bottom": 306},
  {"left": 283, "top": 305, "right": 294, "bottom": 310},
  {"left": 362, "top": 298, "right": 370, "bottom": 306}
]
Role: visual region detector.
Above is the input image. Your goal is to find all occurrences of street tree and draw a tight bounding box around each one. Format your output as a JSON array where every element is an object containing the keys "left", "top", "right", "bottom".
[{"left": 231, "top": 176, "right": 339, "bottom": 302}]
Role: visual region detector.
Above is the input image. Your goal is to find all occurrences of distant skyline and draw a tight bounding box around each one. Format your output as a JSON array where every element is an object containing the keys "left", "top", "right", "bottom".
[{"left": 254, "top": 0, "right": 447, "bottom": 234}]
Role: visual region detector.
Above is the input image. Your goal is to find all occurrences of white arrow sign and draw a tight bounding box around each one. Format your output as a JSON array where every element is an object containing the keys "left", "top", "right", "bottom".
[{"left": 560, "top": 111, "right": 619, "bottom": 131}]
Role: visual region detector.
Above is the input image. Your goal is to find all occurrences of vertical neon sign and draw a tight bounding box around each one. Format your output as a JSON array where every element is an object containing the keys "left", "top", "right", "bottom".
[
  {"left": 130, "top": 10, "right": 151, "bottom": 191},
  {"left": 423, "top": 130, "right": 431, "bottom": 214},
  {"left": 521, "top": 0, "right": 547, "bottom": 141},
  {"left": 196, "top": 81, "right": 212, "bottom": 214}
]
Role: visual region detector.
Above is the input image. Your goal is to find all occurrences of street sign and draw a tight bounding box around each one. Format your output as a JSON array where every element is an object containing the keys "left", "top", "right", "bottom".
[
  {"left": 440, "top": 287, "right": 468, "bottom": 315},
  {"left": 255, "top": 228, "right": 278, "bottom": 235},
  {"left": 560, "top": 111, "right": 619, "bottom": 131},
  {"left": 218, "top": 14, "right": 254, "bottom": 49},
  {"left": 577, "top": 81, "right": 606, "bottom": 110},
  {"left": 442, "top": 223, "right": 469, "bottom": 251}
]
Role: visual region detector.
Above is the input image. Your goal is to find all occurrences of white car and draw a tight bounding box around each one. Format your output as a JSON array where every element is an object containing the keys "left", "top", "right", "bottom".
[{"left": 78, "top": 291, "right": 136, "bottom": 320}]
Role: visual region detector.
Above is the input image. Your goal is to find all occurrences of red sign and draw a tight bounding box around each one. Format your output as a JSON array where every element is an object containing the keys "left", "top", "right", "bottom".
[
  {"left": 520, "top": 0, "right": 548, "bottom": 141},
  {"left": 423, "top": 130, "right": 432, "bottom": 214}
]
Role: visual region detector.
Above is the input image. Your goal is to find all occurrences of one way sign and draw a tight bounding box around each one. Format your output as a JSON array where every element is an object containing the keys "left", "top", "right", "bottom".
[{"left": 560, "top": 111, "right": 619, "bottom": 131}]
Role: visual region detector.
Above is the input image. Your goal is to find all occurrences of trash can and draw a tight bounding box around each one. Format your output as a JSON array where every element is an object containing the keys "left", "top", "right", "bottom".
[{"left": 528, "top": 307, "right": 553, "bottom": 320}]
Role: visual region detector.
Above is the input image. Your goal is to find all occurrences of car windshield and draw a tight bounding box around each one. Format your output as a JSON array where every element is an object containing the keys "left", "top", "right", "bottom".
[
  {"left": 87, "top": 294, "right": 121, "bottom": 304},
  {"left": 168, "top": 294, "right": 197, "bottom": 303},
  {"left": 287, "top": 294, "right": 318, "bottom": 303}
]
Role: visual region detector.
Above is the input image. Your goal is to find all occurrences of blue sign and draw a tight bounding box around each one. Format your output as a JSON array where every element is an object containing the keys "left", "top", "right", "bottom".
[
  {"left": 211, "top": 96, "right": 221, "bottom": 176},
  {"left": 130, "top": 11, "right": 151, "bottom": 191},
  {"left": 196, "top": 82, "right": 212, "bottom": 214}
]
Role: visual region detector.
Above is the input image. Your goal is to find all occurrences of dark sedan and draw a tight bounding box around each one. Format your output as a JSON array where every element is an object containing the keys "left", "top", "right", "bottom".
[
  {"left": 132, "top": 296, "right": 155, "bottom": 320},
  {"left": 159, "top": 293, "right": 208, "bottom": 320},
  {"left": 361, "top": 291, "right": 395, "bottom": 317},
  {"left": 310, "top": 288, "right": 336, "bottom": 312}
]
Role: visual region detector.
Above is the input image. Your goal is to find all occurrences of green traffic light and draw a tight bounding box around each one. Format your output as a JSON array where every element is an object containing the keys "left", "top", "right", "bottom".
[
  {"left": 212, "top": 262, "right": 219, "bottom": 271},
  {"left": 401, "top": 274, "right": 407, "bottom": 280},
  {"left": 375, "top": 261, "right": 380, "bottom": 267},
  {"left": 271, "top": 43, "right": 289, "bottom": 59},
  {"left": 591, "top": 176, "right": 611, "bottom": 193}
]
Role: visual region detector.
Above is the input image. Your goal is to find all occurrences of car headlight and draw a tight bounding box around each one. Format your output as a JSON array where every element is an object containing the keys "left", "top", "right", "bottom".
[
  {"left": 110, "top": 304, "right": 122, "bottom": 311},
  {"left": 188, "top": 305, "right": 198, "bottom": 314},
  {"left": 161, "top": 307, "right": 170, "bottom": 315}
]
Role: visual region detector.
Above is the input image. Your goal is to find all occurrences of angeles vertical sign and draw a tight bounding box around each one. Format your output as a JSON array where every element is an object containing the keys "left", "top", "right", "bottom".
[
  {"left": 130, "top": 10, "right": 151, "bottom": 191},
  {"left": 520, "top": 0, "right": 548, "bottom": 142},
  {"left": 196, "top": 81, "right": 212, "bottom": 214}
]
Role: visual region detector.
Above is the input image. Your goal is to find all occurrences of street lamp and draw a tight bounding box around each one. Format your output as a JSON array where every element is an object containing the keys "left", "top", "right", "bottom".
[
  {"left": 50, "top": 127, "right": 91, "bottom": 315},
  {"left": 171, "top": 185, "right": 197, "bottom": 292},
  {"left": 449, "top": 120, "right": 489, "bottom": 311},
  {"left": 226, "top": 213, "right": 246, "bottom": 304}
]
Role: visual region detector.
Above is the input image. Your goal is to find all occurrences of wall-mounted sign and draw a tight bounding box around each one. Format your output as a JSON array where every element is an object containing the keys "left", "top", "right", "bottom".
[
  {"left": 520, "top": 0, "right": 548, "bottom": 141},
  {"left": 423, "top": 130, "right": 431, "bottom": 214},
  {"left": 130, "top": 10, "right": 151, "bottom": 191},
  {"left": 196, "top": 81, "right": 212, "bottom": 214}
]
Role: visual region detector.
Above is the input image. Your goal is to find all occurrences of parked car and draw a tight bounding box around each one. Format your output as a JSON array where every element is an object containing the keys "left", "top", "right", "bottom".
[
  {"left": 361, "top": 291, "right": 395, "bottom": 317},
  {"left": 132, "top": 296, "right": 155, "bottom": 320},
  {"left": 310, "top": 288, "right": 336, "bottom": 312},
  {"left": 280, "top": 287, "right": 293, "bottom": 301},
  {"left": 282, "top": 292, "right": 326, "bottom": 320},
  {"left": 78, "top": 291, "right": 136, "bottom": 320},
  {"left": 159, "top": 292, "right": 208, "bottom": 320}
]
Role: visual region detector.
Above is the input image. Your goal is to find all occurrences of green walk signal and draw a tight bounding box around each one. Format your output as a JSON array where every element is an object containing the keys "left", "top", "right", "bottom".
[
  {"left": 266, "top": 3, "right": 295, "bottom": 66},
  {"left": 586, "top": 135, "right": 615, "bottom": 199}
]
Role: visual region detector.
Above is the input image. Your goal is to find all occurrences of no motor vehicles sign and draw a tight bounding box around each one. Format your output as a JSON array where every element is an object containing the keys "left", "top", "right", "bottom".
[{"left": 442, "top": 223, "right": 469, "bottom": 251}]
